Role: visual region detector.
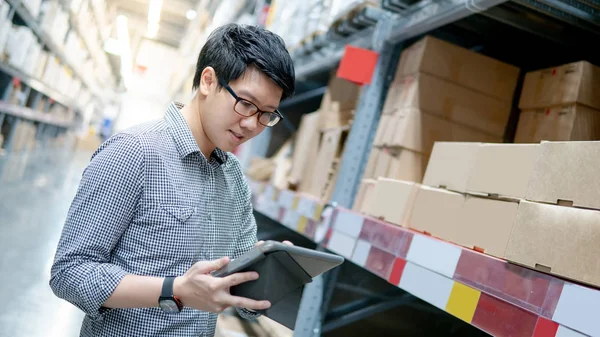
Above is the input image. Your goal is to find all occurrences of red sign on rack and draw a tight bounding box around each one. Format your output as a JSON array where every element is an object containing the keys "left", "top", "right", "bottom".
[{"left": 336, "top": 45, "right": 379, "bottom": 85}]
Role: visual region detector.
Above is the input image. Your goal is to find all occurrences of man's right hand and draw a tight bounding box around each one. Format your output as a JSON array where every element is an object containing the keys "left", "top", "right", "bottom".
[{"left": 173, "top": 257, "right": 271, "bottom": 313}]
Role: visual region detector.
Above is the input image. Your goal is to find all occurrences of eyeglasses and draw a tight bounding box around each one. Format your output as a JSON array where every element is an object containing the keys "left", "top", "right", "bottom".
[{"left": 218, "top": 77, "right": 283, "bottom": 127}]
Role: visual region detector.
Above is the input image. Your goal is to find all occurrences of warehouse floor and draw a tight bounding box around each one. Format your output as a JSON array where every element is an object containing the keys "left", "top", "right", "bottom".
[{"left": 0, "top": 149, "right": 290, "bottom": 337}]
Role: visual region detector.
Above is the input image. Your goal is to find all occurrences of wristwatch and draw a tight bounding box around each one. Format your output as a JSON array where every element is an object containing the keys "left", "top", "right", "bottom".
[{"left": 158, "top": 276, "right": 183, "bottom": 313}]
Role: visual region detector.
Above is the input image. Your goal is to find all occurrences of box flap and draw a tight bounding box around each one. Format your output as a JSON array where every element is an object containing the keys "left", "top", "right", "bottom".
[
  {"left": 467, "top": 144, "right": 541, "bottom": 199},
  {"left": 457, "top": 197, "right": 519, "bottom": 258},
  {"left": 423, "top": 142, "right": 482, "bottom": 192},
  {"left": 505, "top": 201, "right": 600, "bottom": 288},
  {"left": 369, "top": 178, "right": 420, "bottom": 226},
  {"left": 526, "top": 141, "right": 600, "bottom": 209}
]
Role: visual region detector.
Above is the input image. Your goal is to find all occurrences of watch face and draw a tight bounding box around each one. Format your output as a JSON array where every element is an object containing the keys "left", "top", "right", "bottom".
[{"left": 159, "top": 299, "right": 180, "bottom": 312}]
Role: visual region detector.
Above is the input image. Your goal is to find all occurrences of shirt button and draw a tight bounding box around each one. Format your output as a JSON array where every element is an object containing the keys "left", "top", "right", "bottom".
[{"left": 207, "top": 213, "right": 212, "bottom": 221}]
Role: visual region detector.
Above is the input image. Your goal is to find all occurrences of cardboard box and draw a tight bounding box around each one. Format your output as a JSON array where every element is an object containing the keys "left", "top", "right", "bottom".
[
  {"left": 320, "top": 73, "right": 361, "bottom": 112},
  {"left": 519, "top": 61, "right": 600, "bottom": 110},
  {"left": 384, "top": 73, "right": 512, "bottom": 137},
  {"left": 290, "top": 112, "right": 320, "bottom": 185},
  {"left": 422, "top": 142, "right": 481, "bottom": 192},
  {"left": 456, "top": 197, "right": 519, "bottom": 258},
  {"left": 373, "top": 115, "right": 392, "bottom": 146},
  {"left": 352, "top": 179, "right": 377, "bottom": 213},
  {"left": 373, "top": 147, "right": 393, "bottom": 179},
  {"left": 467, "top": 144, "right": 540, "bottom": 199},
  {"left": 363, "top": 147, "right": 380, "bottom": 180},
  {"left": 359, "top": 179, "right": 378, "bottom": 215},
  {"left": 368, "top": 178, "right": 420, "bottom": 226},
  {"left": 409, "top": 185, "right": 465, "bottom": 241},
  {"left": 514, "top": 104, "right": 600, "bottom": 143},
  {"left": 526, "top": 141, "right": 600, "bottom": 210},
  {"left": 397, "top": 36, "right": 520, "bottom": 101},
  {"left": 386, "top": 147, "right": 428, "bottom": 183},
  {"left": 505, "top": 201, "right": 600, "bottom": 288},
  {"left": 309, "top": 128, "right": 345, "bottom": 200},
  {"left": 384, "top": 109, "right": 501, "bottom": 154}
]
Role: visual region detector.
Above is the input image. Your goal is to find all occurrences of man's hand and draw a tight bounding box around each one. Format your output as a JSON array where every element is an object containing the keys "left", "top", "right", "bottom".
[
  {"left": 254, "top": 240, "right": 294, "bottom": 247},
  {"left": 173, "top": 257, "right": 271, "bottom": 313}
]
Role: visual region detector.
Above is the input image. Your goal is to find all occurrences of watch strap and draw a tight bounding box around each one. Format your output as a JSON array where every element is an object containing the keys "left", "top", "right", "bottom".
[{"left": 161, "top": 276, "right": 175, "bottom": 298}]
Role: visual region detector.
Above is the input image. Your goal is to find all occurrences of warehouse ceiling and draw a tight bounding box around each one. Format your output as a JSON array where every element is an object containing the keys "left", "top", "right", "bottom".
[{"left": 105, "top": 0, "right": 200, "bottom": 48}]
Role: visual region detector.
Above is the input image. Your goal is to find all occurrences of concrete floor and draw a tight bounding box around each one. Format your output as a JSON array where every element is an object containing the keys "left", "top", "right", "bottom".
[{"left": 0, "top": 149, "right": 91, "bottom": 337}]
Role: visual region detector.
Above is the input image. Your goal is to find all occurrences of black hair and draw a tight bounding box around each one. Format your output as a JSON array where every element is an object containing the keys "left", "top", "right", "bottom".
[{"left": 192, "top": 23, "right": 295, "bottom": 100}]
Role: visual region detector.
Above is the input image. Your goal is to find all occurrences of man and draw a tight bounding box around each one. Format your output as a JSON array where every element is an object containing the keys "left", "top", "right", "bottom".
[{"left": 50, "top": 23, "right": 295, "bottom": 336}]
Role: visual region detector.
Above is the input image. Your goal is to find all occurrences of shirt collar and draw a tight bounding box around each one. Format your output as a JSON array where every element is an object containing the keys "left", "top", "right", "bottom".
[{"left": 165, "top": 101, "right": 228, "bottom": 165}]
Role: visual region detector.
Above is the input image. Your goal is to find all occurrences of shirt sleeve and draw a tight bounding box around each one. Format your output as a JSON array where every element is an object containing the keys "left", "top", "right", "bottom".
[
  {"left": 234, "top": 180, "right": 262, "bottom": 320},
  {"left": 49, "top": 133, "right": 145, "bottom": 320}
]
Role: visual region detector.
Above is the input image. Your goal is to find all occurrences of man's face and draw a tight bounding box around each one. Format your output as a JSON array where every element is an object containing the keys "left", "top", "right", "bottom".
[{"left": 201, "top": 67, "right": 283, "bottom": 153}]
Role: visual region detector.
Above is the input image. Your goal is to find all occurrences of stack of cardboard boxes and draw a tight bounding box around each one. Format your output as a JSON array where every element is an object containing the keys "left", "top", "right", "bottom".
[
  {"left": 287, "top": 72, "right": 361, "bottom": 201},
  {"left": 363, "top": 36, "right": 520, "bottom": 185},
  {"left": 356, "top": 140, "right": 600, "bottom": 288},
  {"left": 515, "top": 61, "right": 600, "bottom": 142}
]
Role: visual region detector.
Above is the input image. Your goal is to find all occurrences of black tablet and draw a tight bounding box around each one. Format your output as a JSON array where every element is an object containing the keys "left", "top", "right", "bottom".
[{"left": 212, "top": 241, "right": 344, "bottom": 278}]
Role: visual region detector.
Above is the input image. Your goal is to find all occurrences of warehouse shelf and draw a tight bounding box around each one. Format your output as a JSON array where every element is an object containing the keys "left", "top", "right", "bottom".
[
  {"left": 6, "top": 0, "right": 104, "bottom": 106},
  {"left": 249, "top": 181, "right": 599, "bottom": 337},
  {"left": 292, "top": 0, "right": 600, "bottom": 80},
  {"left": 0, "top": 101, "right": 73, "bottom": 128},
  {"left": 0, "top": 62, "right": 76, "bottom": 110}
]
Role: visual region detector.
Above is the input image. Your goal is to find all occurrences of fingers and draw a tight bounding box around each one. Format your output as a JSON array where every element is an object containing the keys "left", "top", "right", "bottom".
[
  {"left": 254, "top": 240, "right": 265, "bottom": 247},
  {"left": 282, "top": 240, "right": 294, "bottom": 246},
  {"left": 194, "top": 256, "right": 230, "bottom": 274},
  {"left": 222, "top": 271, "right": 259, "bottom": 288},
  {"left": 225, "top": 295, "right": 271, "bottom": 311}
]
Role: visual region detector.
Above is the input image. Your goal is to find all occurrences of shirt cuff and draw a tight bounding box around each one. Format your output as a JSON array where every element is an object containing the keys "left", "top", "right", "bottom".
[{"left": 78, "top": 263, "right": 128, "bottom": 320}]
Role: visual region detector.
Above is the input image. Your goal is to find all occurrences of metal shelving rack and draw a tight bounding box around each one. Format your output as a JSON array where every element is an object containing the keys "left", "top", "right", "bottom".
[
  {"left": 0, "top": 0, "right": 113, "bottom": 152},
  {"left": 253, "top": 0, "right": 600, "bottom": 336}
]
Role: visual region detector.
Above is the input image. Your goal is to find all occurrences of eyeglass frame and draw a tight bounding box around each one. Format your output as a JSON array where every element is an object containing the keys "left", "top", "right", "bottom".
[{"left": 217, "top": 77, "right": 284, "bottom": 127}]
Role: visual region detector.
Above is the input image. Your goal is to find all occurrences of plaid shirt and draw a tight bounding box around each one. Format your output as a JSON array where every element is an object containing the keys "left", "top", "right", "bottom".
[{"left": 50, "top": 102, "right": 258, "bottom": 336}]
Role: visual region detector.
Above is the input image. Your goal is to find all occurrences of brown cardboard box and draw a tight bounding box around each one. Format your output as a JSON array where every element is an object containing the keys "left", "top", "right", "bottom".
[
  {"left": 360, "top": 179, "right": 378, "bottom": 215},
  {"left": 514, "top": 104, "right": 600, "bottom": 143},
  {"left": 363, "top": 147, "right": 380, "bottom": 180},
  {"left": 397, "top": 36, "right": 520, "bottom": 101},
  {"left": 353, "top": 179, "right": 377, "bottom": 212},
  {"left": 368, "top": 178, "right": 420, "bottom": 226},
  {"left": 320, "top": 74, "right": 362, "bottom": 112},
  {"left": 384, "top": 73, "right": 511, "bottom": 137},
  {"left": 373, "top": 147, "right": 393, "bottom": 179},
  {"left": 519, "top": 61, "right": 600, "bottom": 110},
  {"left": 290, "top": 112, "right": 320, "bottom": 185},
  {"left": 526, "top": 141, "right": 600, "bottom": 210},
  {"left": 422, "top": 142, "right": 481, "bottom": 192},
  {"left": 409, "top": 185, "right": 465, "bottom": 241},
  {"left": 309, "top": 128, "right": 344, "bottom": 199},
  {"left": 467, "top": 144, "right": 540, "bottom": 199},
  {"left": 384, "top": 109, "right": 501, "bottom": 154},
  {"left": 373, "top": 115, "right": 392, "bottom": 146},
  {"left": 505, "top": 200, "right": 600, "bottom": 288},
  {"left": 386, "top": 147, "right": 428, "bottom": 183},
  {"left": 456, "top": 196, "right": 519, "bottom": 258}
]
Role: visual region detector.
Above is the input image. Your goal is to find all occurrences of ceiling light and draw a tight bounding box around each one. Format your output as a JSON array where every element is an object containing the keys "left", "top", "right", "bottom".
[
  {"left": 147, "top": 0, "right": 162, "bottom": 37},
  {"left": 116, "top": 15, "right": 132, "bottom": 89},
  {"left": 186, "top": 9, "right": 197, "bottom": 20}
]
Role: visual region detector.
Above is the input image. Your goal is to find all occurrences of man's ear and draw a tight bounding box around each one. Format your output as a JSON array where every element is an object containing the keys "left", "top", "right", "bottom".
[{"left": 199, "top": 67, "right": 216, "bottom": 96}]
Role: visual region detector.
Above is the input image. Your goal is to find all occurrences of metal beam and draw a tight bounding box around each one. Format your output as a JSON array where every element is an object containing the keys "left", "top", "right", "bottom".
[{"left": 322, "top": 294, "right": 412, "bottom": 333}]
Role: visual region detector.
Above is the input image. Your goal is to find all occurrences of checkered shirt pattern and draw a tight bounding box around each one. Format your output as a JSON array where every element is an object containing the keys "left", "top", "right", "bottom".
[{"left": 50, "top": 102, "right": 259, "bottom": 336}]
